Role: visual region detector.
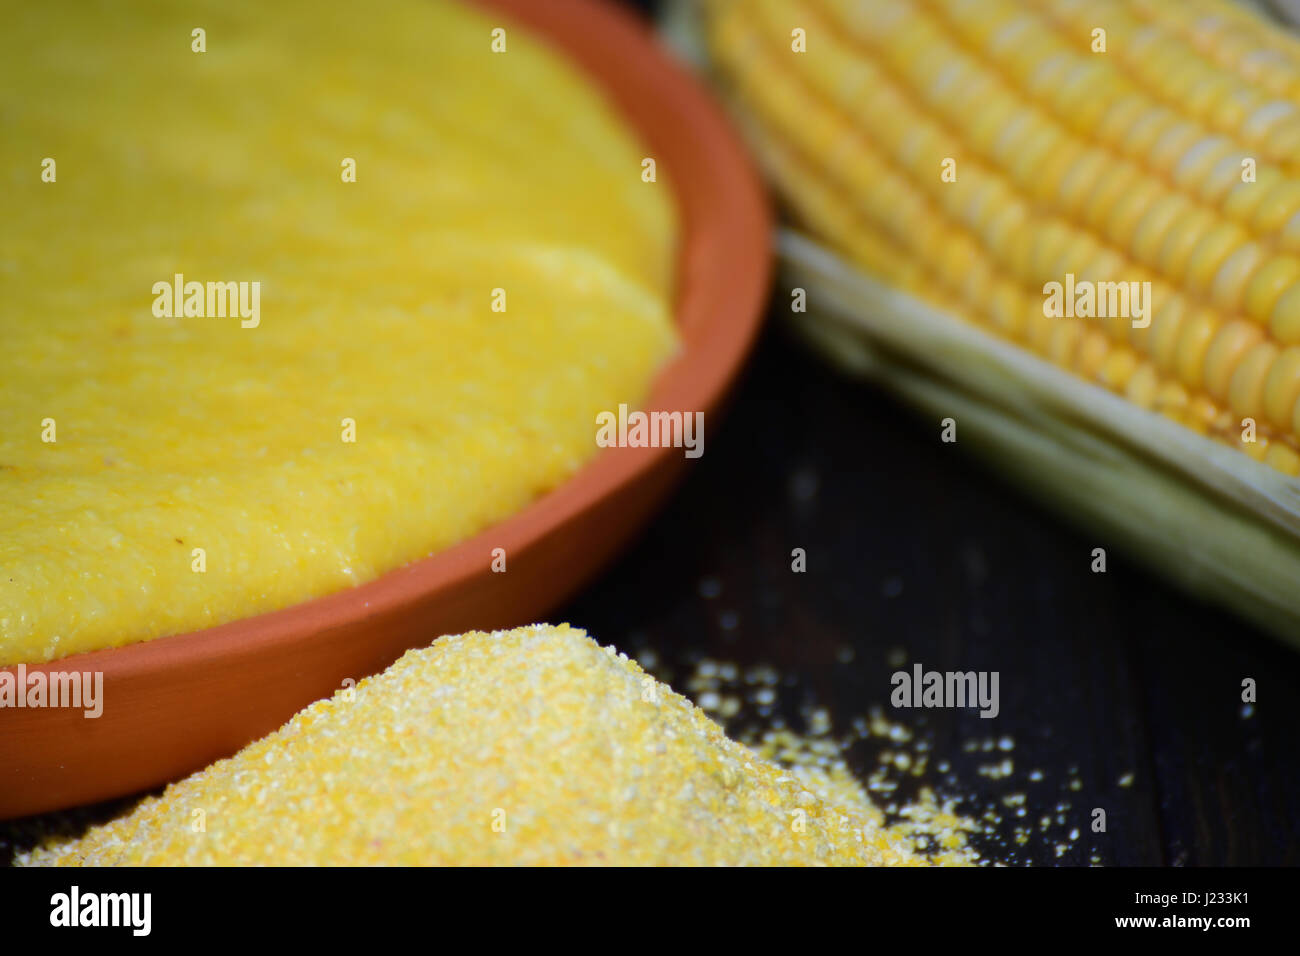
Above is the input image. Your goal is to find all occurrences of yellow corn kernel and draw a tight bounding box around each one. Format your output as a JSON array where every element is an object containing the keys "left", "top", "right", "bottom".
[
  {"left": 1148, "top": 298, "right": 1190, "bottom": 371},
  {"left": 1271, "top": 284, "right": 1300, "bottom": 345},
  {"left": 1228, "top": 341, "right": 1279, "bottom": 419},
  {"left": 1265, "top": 441, "right": 1300, "bottom": 475},
  {"left": 1100, "top": 348, "right": 1140, "bottom": 391},
  {"left": 1263, "top": 347, "right": 1300, "bottom": 430},
  {"left": 1055, "top": 149, "right": 1112, "bottom": 213},
  {"left": 989, "top": 282, "right": 1030, "bottom": 338},
  {"left": 1155, "top": 380, "right": 1191, "bottom": 418},
  {"left": 1047, "top": 319, "right": 1085, "bottom": 367},
  {"left": 1210, "top": 242, "right": 1265, "bottom": 312},
  {"left": 1244, "top": 255, "right": 1300, "bottom": 324},
  {"left": 1150, "top": 122, "right": 1209, "bottom": 172},
  {"left": 1076, "top": 329, "right": 1111, "bottom": 380},
  {"left": 711, "top": 0, "right": 1300, "bottom": 471},
  {"left": 1126, "top": 361, "right": 1161, "bottom": 408},
  {"left": 1280, "top": 209, "right": 1300, "bottom": 252},
  {"left": 1171, "top": 137, "right": 1237, "bottom": 194},
  {"left": 1204, "top": 320, "right": 1265, "bottom": 400},
  {"left": 1128, "top": 194, "right": 1189, "bottom": 265},
  {"left": 1158, "top": 207, "right": 1220, "bottom": 279},
  {"left": 1241, "top": 435, "right": 1271, "bottom": 461},
  {"left": 1225, "top": 168, "right": 1287, "bottom": 218},
  {"left": 1250, "top": 180, "right": 1300, "bottom": 233},
  {"left": 1082, "top": 164, "right": 1148, "bottom": 232},
  {"left": 1184, "top": 223, "right": 1251, "bottom": 295},
  {"left": 1175, "top": 310, "right": 1219, "bottom": 388},
  {"left": 1113, "top": 183, "right": 1174, "bottom": 251}
]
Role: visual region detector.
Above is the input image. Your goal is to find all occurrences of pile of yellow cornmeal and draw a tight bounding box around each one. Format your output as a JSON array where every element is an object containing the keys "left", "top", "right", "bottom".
[
  {"left": 0, "top": 0, "right": 678, "bottom": 664},
  {"left": 20, "top": 625, "right": 940, "bottom": 866}
]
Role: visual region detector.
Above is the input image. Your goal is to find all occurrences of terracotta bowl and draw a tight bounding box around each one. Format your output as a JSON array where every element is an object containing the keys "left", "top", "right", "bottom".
[{"left": 0, "top": 0, "right": 771, "bottom": 820}]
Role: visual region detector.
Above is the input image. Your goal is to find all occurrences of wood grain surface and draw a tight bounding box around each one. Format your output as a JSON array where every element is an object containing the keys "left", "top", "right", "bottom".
[{"left": 561, "top": 322, "right": 1300, "bottom": 866}]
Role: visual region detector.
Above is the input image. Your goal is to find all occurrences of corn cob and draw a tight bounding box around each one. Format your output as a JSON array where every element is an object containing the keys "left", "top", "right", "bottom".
[{"left": 676, "top": 0, "right": 1300, "bottom": 643}]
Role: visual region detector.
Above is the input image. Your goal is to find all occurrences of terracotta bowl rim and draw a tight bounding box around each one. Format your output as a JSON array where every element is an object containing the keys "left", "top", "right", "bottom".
[{"left": 1, "top": 0, "right": 772, "bottom": 693}]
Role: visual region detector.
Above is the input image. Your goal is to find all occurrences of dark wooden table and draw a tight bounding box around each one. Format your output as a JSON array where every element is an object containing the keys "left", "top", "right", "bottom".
[
  {"left": 561, "top": 0, "right": 1300, "bottom": 868},
  {"left": 561, "top": 320, "right": 1300, "bottom": 866}
]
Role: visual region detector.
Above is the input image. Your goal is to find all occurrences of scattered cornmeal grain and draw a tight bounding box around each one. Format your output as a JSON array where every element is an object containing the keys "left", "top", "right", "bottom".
[
  {"left": 683, "top": 655, "right": 978, "bottom": 865},
  {"left": 19, "top": 625, "right": 960, "bottom": 867}
]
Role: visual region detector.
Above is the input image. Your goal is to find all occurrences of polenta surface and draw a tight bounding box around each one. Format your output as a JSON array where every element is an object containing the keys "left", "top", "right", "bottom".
[{"left": 0, "top": 0, "right": 678, "bottom": 664}]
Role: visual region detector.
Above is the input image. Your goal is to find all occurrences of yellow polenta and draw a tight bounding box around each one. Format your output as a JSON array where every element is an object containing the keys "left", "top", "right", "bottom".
[{"left": 0, "top": 1, "right": 677, "bottom": 664}]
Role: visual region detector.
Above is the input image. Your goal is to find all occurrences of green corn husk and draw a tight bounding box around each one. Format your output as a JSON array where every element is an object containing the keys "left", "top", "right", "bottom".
[{"left": 665, "top": 0, "right": 1300, "bottom": 649}]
